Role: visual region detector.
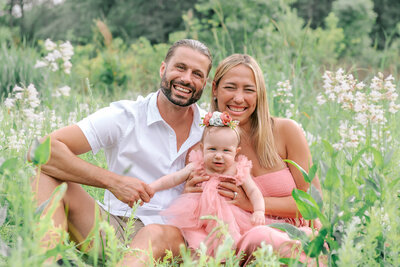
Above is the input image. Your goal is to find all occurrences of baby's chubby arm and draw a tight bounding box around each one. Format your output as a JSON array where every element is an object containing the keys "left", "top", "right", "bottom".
[
  {"left": 241, "top": 175, "right": 265, "bottom": 225},
  {"left": 149, "top": 163, "right": 195, "bottom": 194}
]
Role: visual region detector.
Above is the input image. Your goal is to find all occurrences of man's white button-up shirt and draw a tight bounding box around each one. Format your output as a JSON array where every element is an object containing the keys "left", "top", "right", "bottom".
[{"left": 77, "top": 91, "right": 205, "bottom": 225}]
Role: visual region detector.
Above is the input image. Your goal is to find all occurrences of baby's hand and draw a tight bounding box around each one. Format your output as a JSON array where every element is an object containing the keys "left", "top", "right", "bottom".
[
  {"left": 148, "top": 186, "right": 155, "bottom": 199},
  {"left": 251, "top": 210, "right": 265, "bottom": 225}
]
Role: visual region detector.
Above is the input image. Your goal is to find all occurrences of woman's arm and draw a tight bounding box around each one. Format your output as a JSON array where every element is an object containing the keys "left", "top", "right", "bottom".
[
  {"left": 150, "top": 163, "right": 194, "bottom": 193},
  {"left": 219, "top": 180, "right": 301, "bottom": 218}
]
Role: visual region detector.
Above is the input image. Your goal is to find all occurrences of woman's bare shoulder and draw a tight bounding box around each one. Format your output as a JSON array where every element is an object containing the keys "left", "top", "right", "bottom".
[{"left": 273, "top": 117, "right": 302, "bottom": 133}]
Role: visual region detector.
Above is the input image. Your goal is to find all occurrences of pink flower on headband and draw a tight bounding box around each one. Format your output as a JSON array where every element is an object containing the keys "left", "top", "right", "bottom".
[
  {"left": 203, "top": 112, "right": 212, "bottom": 126},
  {"left": 220, "top": 112, "right": 231, "bottom": 125}
]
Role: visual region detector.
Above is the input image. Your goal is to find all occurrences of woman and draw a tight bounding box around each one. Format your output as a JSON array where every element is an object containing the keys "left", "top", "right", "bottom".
[{"left": 184, "top": 54, "right": 322, "bottom": 264}]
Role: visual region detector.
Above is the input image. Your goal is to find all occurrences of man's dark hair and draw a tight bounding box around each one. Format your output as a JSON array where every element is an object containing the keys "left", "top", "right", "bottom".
[{"left": 164, "top": 39, "right": 212, "bottom": 75}]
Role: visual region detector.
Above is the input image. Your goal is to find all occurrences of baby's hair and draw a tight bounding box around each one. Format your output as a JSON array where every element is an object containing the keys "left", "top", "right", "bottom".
[{"left": 201, "top": 125, "right": 241, "bottom": 146}]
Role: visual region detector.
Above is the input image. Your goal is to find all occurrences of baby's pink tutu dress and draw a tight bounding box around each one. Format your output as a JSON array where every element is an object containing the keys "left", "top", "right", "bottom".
[{"left": 161, "top": 150, "right": 255, "bottom": 255}]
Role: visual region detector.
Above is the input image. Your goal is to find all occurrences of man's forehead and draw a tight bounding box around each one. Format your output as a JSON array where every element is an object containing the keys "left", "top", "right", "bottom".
[{"left": 170, "top": 47, "right": 209, "bottom": 62}]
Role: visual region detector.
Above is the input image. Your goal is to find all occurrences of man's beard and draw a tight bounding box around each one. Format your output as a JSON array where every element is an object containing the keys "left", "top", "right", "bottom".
[{"left": 160, "top": 73, "right": 203, "bottom": 107}]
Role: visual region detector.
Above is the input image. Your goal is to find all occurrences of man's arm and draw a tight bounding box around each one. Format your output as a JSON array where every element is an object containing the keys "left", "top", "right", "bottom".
[
  {"left": 35, "top": 124, "right": 152, "bottom": 206},
  {"left": 149, "top": 163, "right": 194, "bottom": 193}
]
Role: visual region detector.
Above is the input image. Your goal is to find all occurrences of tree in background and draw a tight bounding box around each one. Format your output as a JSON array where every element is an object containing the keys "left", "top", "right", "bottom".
[
  {"left": 0, "top": 0, "right": 197, "bottom": 44},
  {"left": 331, "top": 0, "right": 377, "bottom": 57}
]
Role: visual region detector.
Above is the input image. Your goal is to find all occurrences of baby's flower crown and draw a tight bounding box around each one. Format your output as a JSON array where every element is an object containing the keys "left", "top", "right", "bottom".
[{"left": 201, "top": 111, "right": 239, "bottom": 129}]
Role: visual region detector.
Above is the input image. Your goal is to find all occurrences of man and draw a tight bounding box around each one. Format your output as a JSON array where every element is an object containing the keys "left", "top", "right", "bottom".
[{"left": 33, "top": 39, "right": 212, "bottom": 265}]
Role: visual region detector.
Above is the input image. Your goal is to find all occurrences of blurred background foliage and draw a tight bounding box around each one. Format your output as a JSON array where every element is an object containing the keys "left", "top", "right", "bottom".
[{"left": 1, "top": 0, "right": 400, "bottom": 97}]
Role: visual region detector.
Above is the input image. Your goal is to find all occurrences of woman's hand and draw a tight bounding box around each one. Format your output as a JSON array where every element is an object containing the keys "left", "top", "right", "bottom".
[
  {"left": 218, "top": 177, "right": 253, "bottom": 212},
  {"left": 183, "top": 171, "right": 209, "bottom": 193}
]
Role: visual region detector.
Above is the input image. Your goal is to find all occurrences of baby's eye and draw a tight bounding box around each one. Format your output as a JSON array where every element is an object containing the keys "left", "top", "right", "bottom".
[
  {"left": 208, "top": 148, "right": 216, "bottom": 151},
  {"left": 223, "top": 149, "right": 231, "bottom": 152}
]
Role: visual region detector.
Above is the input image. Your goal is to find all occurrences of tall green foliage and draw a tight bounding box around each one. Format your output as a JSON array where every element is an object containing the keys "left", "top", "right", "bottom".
[{"left": 332, "top": 0, "right": 377, "bottom": 56}]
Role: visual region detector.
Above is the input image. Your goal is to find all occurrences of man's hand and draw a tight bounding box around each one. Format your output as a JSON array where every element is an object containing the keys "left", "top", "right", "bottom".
[{"left": 109, "top": 176, "right": 153, "bottom": 207}]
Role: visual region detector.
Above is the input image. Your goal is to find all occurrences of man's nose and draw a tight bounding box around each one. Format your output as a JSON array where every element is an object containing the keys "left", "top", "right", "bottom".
[{"left": 180, "top": 70, "right": 192, "bottom": 84}]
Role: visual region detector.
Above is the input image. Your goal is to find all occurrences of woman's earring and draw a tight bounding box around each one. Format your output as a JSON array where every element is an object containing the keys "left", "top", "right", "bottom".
[{"left": 213, "top": 96, "right": 217, "bottom": 101}]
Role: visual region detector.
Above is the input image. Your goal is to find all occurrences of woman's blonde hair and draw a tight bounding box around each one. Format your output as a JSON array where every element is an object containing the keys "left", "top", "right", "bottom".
[{"left": 211, "top": 54, "right": 281, "bottom": 168}]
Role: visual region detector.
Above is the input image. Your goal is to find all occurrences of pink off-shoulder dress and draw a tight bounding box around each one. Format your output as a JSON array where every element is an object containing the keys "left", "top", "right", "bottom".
[
  {"left": 237, "top": 168, "right": 321, "bottom": 265},
  {"left": 161, "top": 150, "right": 256, "bottom": 256}
]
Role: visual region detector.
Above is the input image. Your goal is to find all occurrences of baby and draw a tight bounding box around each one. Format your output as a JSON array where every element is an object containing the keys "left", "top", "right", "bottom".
[{"left": 149, "top": 111, "right": 265, "bottom": 255}]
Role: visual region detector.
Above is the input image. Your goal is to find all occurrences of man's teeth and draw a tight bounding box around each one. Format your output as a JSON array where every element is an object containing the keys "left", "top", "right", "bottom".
[
  {"left": 175, "top": 86, "right": 190, "bottom": 93},
  {"left": 229, "top": 106, "right": 246, "bottom": 112}
]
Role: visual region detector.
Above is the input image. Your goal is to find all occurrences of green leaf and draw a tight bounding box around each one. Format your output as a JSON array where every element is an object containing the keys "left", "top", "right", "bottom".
[
  {"left": 322, "top": 139, "right": 338, "bottom": 158},
  {"left": 30, "top": 137, "right": 51, "bottom": 166},
  {"left": 308, "top": 163, "right": 318, "bottom": 182},
  {"left": 279, "top": 257, "right": 306, "bottom": 266},
  {"left": 268, "top": 223, "right": 309, "bottom": 243},
  {"left": 292, "top": 189, "right": 325, "bottom": 221},
  {"left": 352, "top": 147, "right": 368, "bottom": 166},
  {"left": 323, "top": 165, "right": 340, "bottom": 190},
  {"left": 309, "top": 184, "right": 323, "bottom": 210},
  {"left": 284, "top": 159, "right": 310, "bottom": 183},
  {"left": 383, "top": 149, "right": 394, "bottom": 166},
  {"left": 0, "top": 158, "right": 18, "bottom": 174},
  {"left": 303, "top": 228, "right": 327, "bottom": 258},
  {"left": 370, "top": 147, "right": 383, "bottom": 169},
  {"left": 35, "top": 183, "right": 67, "bottom": 218}
]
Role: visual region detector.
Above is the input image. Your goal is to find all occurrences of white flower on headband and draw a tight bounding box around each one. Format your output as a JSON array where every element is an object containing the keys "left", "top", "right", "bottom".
[{"left": 201, "top": 111, "right": 239, "bottom": 129}]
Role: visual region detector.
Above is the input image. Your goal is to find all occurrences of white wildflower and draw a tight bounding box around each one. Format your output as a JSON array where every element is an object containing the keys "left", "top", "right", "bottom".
[
  {"left": 356, "top": 82, "right": 365, "bottom": 90},
  {"left": 370, "top": 90, "right": 382, "bottom": 102},
  {"left": 316, "top": 94, "right": 326, "bottom": 105},
  {"left": 57, "top": 86, "right": 71, "bottom": 97},
  {"left": 44, "top": 38, "right": 57, "bottom": 51},
  {"left": 4, "top": 98, "right": 14, "bottom": 108},
  {"left": 50, "top": 62, "right": 59, "bottom": 72},
  {"left": 12, "top": 85, "right": 23, "bottom": 92},
  {"left": 60, "top": 41, "right": 74, "bottom": 60},
  {"left": 34, "top": 60, "right": 48, "bottom": 68},
  {"left": 14, "top": 92, "right": 23, "bottom": 100},
  {"left": 63, "top": 60, "right": 72, "bottom": 74},
  {"left": 332, "top": 142, "right": 344, "bottom": 150},
  {"left": 388, "top": 102, "right": 400, "bottom": 113}
]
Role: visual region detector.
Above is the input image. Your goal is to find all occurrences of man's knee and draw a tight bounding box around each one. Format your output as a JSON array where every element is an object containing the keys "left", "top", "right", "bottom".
[{"left": 133, "top": 224, "right": 184, "bottom": 254}]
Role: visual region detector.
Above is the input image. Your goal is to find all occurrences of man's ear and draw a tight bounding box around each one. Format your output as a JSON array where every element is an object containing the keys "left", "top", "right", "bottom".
[{"left": 160, "top": 61, "right": 166, "bottom": 78}]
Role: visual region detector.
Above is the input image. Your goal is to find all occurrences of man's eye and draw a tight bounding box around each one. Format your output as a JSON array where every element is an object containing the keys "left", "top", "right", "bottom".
[{"left": 194, "top": 72, "right": 203, "bottom": 78}]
